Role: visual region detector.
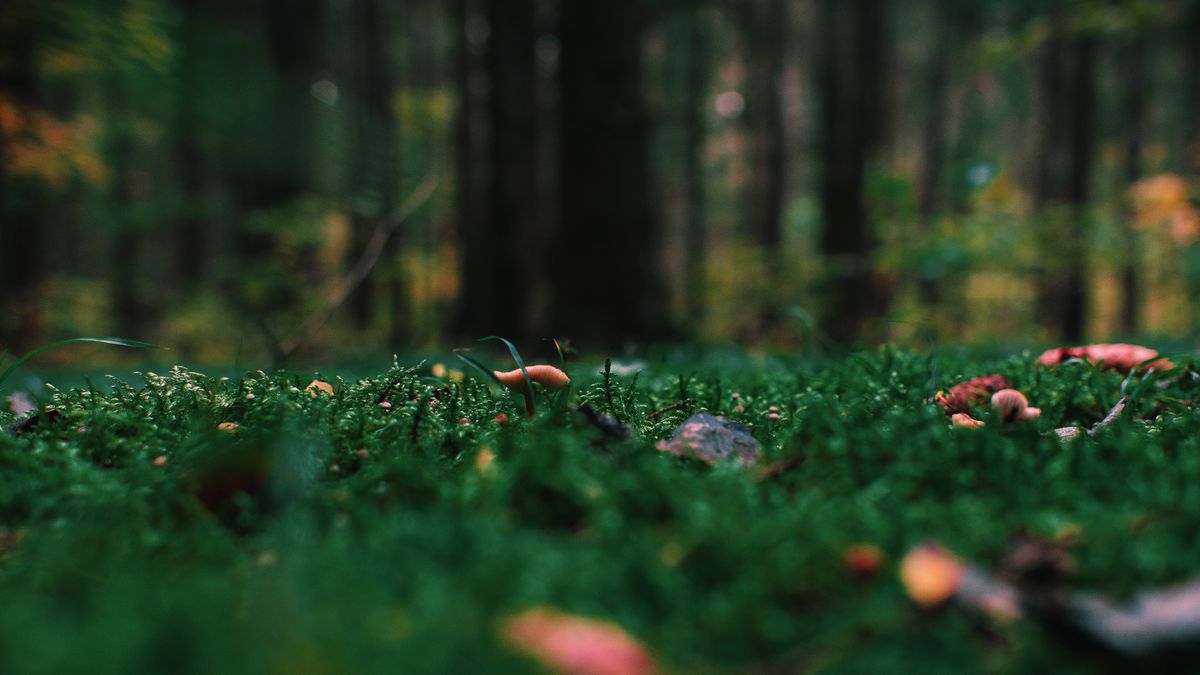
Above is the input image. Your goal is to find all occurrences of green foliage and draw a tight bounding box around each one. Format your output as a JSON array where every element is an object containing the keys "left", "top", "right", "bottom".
[
  {"left": 0, "top": 336, "right": 162, "bottom": 391},
  {"left": 2, "top": 348, "right": 1199, "bottom": 672}
]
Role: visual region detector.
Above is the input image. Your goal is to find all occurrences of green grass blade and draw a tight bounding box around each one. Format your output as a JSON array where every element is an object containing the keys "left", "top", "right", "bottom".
[
  {"left": 453, "top": 350, "right": 503, "bottom": 385},
  {"left": 479, "top": 336, "right": 536, "bottom": 416},
  {"left": 551, "top": 337, "right": 566, "bottom": 371},
  {"left": 0, "top": 337, "right": 165, "bottom": 389}
]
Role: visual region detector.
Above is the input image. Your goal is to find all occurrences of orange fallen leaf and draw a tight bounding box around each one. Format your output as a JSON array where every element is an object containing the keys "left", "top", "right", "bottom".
[
  {"left": 501, "top": 607, "right": 658, "bottom": 675},
  {"left": 901, "top": 544, "right": 964, "bottom": 607},
  {"left": 217, "top": 422, "right": 239, "bottom": 432}
]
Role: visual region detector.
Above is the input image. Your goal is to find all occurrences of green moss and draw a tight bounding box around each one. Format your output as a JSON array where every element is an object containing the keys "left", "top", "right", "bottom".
[{"left": 0, "top": 349, "right": 1196, "bottom": 673}]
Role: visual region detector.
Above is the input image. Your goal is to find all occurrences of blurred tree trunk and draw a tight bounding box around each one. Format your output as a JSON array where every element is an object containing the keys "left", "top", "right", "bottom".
[
  {"left": 551, "top": 0, "right": 668, "bottom": 348},
  {"left": 487, "top": 0, "right": 536, "bottom": 338},
  {"left": 110, "top": 125, "right": 146, "bottom": 338},
  {"left": 739, "top": 0, "right": 786, "bottom": 309},
  {"left": 1119, "top": 38, "right": 1146, "bottom": 337},
  {"left": 455, "top": 0, "right": 537, "bottom": 342},
  {"left": 682, "top": 6, "right": 709, "bottom": 329},
  {"left": 236, "top": 0, "right": 323, "bottom": 264},
  {"left": 0, "top": 20, "right": 42, "bottom": 348},
  {"left": 1184, "top": 3, "right": 1200, "bottom": 174},
  {"left": 174, "top": 0, "right": 209, "bottom": 288},
  {"left": 346, "top": 0, "right": 398, "bottom": 333},
  {"left": 816, "top": 0, "right": 890, "bottom": 345},
  {"left": 916, "top": 0, "right": 949, "bottom": 305},
  {"left": 1034, "top": 25, "right": 1094, "bottom": 343},
  {"left": 453, "top": 0, "right": 484, "bottom": 338}
]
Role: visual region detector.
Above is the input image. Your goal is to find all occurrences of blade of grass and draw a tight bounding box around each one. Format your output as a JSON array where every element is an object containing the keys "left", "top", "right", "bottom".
[
  {"left": 480, "top": 336, "right": 536, "bottom": 417},
  {"left": 0, "top": 337, "right": 164, "bottom": 390},
  {"left": 453, "top": 350, "right": 503, "bottom": 385},
  {"left": 551, "top": 337, "right": 566, "bottom": 371}
]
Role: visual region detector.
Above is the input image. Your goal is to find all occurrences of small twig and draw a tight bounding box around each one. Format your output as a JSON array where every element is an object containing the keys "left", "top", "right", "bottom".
[
  {"left": 1088, "top": 396, "right": 1127, "bottom": 436},
  {"left": 1051, "top": 396, "right": 1128, "bottom": 440},
  {"left": 279, "top": 171, "right": 441, "bottom": 359},
  {"left": 752, "top": 453, "right": 806, "bottom": 482},
  {"left": 647, "top": 402, "right": 683, "bottom": 420}
]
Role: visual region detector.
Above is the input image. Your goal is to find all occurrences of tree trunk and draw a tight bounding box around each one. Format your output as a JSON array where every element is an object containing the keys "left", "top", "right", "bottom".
[
  {"left": 1034, "top": 26, "right": 1094, "bottom": 343},
  {"left": 453, "top": 0, "right": 484, "bottom": 339},
  {"left": 174, "top": 0, "right": 208, "bottom": 288},
  {"left": 816, "top": 0, "right": 890, "bottom": 345},
  {"left": 682, "top": 6, "right": 709, "bottom": 329},
  {"left": 346, "top": 0, "right": 398, "bottom": 333},
  {"left": 551, "top": 0, "right": 668, "bottom": 348},
  {"left": 916, "top": 0, "right": 949, "bottom": 305},
  {"left": 740, "top": 0, "right": 786, "bottom": 257},
  {"left": 0, "top": 21, "right": 42, "bottom": 349},
  {"left": 486, "top": 0, "right": 536, "bottom": 337},
  {"left": 237, "top": 0, "right": 323, "bottom": 262},
  {"left": 1184, "top": 3, "right": 1200, "bottom": 174},
  {"left": 1119, "top": 38, "right": 1146, "bottom": 337},
  {"left": 454, "top": 0, "right": 537, "bottom": 342}
]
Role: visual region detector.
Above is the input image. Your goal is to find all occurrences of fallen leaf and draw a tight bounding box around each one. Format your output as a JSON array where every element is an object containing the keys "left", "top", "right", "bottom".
[{"left": 501, "top": 607, "right": 658, "bottom": 675}]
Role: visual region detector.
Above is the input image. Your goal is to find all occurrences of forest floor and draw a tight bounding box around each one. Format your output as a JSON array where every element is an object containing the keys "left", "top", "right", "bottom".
[{"left": 1, "top": 346, "right": 1199, "bottom": 674}]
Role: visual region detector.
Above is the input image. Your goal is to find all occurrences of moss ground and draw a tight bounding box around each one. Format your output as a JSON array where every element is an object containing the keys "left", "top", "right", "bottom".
[{"left": 2, "top": 347, "right": 1198, "bottom": 674}]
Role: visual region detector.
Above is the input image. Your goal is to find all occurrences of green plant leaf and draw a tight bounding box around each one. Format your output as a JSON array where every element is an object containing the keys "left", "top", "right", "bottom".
[
  {"left": 0, "top": 337, "right": 165, "bottom": 390},
  {"left": 453, "top": 349, "right": 503, "bottom": 385},
  {"left": 479, "top": 335, "right": 535, "bottom": 417}
]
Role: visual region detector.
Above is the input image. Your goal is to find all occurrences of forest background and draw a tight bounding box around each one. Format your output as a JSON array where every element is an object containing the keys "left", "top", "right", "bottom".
[{"left": 3, "top": 0, "right": 1200, "bottom": 365}]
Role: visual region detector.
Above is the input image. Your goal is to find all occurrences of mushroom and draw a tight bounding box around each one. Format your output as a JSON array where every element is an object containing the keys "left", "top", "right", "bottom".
[
  {"left": 492, "top": 364, "right": 571, "bottom": 393},
  {"left": 951, "top": 413, "right": 986, "bottom": 429},
  {"left": 990, "top": 389, "right": 1041, "bottom": 423}
]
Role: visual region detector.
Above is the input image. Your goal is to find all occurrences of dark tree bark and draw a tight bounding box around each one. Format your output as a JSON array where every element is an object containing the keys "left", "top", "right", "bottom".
[
  {"left": 453, "top": 0, "right": 484, "bottom": 337},
  {"left": 0, "top": 17, "right": 43, "bottom": 349},
  {"left": 550, "top": 0, "right": 669, "bottom": 348},
  {"left": 682, "top": 6, "right": 710, "bottom": 328},
  {"left": 1184, "top": 3, "right": 1200, "bottom": 174},
  {"left": 1034, "top": 25, "right": 1095, "bottom": 343},
  {"left": 110, "top": 129, "right": 146, "bottom": 339},
  {"left": 816, "top": 0, "right": 890, "bottom": 345},
  {"left": 1119, "top": 38, "right": 1146, "bottom": 337},
  {"left": 236, "top": 0, "right": 324, "bottom": 261},
  {"left": 739, "top": 0, "right": 786, "bottom": 259},
  {"left": 345, "top": 0, "right": 399, "bottom": 332},
  {"left": 173, "top": 0, "right": 209, "bottom": 288},
  {"left": 455, "top": 0, "right": 538, "bottom": 342},
  {"left": 915, "top": 0, "right": 949, "bottom": 305}
]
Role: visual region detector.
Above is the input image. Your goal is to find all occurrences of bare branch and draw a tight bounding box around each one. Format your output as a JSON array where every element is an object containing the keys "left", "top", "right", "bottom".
[{"left": 279, "top": 171, "right": 441, "bottom": 359}]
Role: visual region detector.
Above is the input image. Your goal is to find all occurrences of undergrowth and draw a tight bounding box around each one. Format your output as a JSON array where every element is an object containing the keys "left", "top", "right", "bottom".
[{"left": 2, "top": 347, "right": 1199, "bottom": 674}]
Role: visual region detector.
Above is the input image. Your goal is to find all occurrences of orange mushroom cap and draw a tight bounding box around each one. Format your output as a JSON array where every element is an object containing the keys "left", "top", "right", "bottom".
[
  {"left": 493, "top": 364, "right": 571, "bottom": 393},
  {"left": 501, "top": 607, "right": 658, "bottom": 675}
]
